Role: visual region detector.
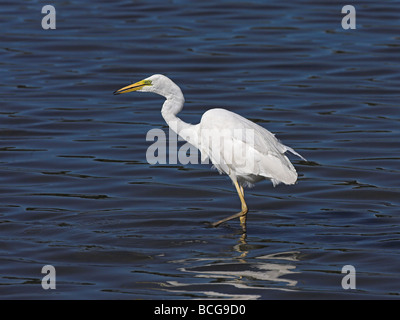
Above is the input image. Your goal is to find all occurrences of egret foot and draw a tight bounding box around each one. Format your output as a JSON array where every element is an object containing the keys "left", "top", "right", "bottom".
[
  {"left": 211, "top": 180, "right": 248, "bottom": 231},
  {"left": 239, "top": 213, "right": 247, "bottom": 232},
  {"left": 211, "top": 208, "right": 248, "bottom": 228}
]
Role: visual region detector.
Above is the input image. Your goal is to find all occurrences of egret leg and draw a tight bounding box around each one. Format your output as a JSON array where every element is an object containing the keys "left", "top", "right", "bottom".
[
  {"left": 211, "top": 180, "right": 248, "bottom": 231},
  {"left": 239, "top": 185, "right": 247, "bottom": 227}
]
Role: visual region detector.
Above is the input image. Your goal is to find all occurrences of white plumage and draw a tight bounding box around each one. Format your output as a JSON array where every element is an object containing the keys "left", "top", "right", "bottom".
[{"left": 196, "top": 108, "right": 305, "bottom": 187}]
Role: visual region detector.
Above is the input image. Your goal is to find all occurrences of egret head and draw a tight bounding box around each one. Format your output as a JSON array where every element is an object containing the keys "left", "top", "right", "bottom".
[{"left": 113, "top": 74, "right": 181, "bottom": 98}]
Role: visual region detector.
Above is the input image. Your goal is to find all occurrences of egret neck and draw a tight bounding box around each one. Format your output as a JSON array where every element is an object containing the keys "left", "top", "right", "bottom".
[{"left": 160, "top": 91, "right": 199, "bottom": 148}]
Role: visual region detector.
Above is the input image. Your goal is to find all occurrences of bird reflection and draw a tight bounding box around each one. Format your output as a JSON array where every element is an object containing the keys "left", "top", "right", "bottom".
[
  {"left": 234, "top": 233, "right": 248, "bottom": 261},
  {"left": 163, "top": 233, "right": 300, "bottom": 299}
]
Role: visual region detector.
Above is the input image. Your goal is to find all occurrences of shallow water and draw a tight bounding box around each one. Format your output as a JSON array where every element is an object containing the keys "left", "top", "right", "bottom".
[{"left": 1, "top": 0, "right": 400, "bottom": 299}]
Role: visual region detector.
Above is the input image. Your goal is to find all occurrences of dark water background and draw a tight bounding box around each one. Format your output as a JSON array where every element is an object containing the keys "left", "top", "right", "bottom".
[{"left": 1, "top": 0, "right": 400, "bottom": 299}]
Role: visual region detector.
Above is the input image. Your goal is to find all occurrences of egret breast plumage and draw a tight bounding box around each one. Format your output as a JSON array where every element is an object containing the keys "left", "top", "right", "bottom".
[{"left": 114, "top": 74, "right": 305, "bottom": 232}]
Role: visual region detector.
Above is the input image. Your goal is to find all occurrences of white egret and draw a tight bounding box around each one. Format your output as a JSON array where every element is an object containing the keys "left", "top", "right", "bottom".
[{"left": 114, "top": 74, "right": 305, "bottom": 232}]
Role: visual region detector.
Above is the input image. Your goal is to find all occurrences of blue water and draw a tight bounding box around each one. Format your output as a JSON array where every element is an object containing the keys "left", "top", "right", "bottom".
[{"left": 1, "top": 0, "right": 400, "bottom": 299}]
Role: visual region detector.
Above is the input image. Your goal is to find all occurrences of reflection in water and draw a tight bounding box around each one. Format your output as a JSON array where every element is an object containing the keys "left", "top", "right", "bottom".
[{"left": 163, "top": 234, "right": 300, "bottom": 299}]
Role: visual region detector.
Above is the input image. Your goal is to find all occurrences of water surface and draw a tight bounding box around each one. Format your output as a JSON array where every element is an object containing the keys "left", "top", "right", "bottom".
[{"left": 1, "top": 0, "right": 400, "bottom": 299}]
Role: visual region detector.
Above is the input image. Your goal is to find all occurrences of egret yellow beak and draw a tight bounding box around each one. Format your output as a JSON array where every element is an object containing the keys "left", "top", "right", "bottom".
[{"left": 113, "top": 79, "right": 152, "bottom": 95}]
